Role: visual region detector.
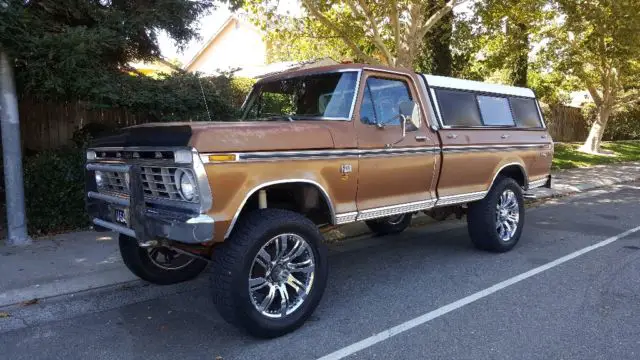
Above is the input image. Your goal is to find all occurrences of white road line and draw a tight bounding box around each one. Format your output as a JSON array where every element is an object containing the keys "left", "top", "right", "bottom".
[{"left": 317, "top": 225, "right": 640, "bottom": 360}]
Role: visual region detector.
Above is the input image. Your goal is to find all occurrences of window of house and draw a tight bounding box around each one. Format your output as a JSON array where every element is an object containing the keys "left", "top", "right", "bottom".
[
  {"left": 435, "top": 89, "right": 482, "bottom": 127},
  {"left": 359, "top": 77, "right": 412, "bottom": 126},
  {"left": 510, "top": 97, "right": 543, "bottom": 127},
  {"left": 477, "top": 95, "right": 515, "bottom": 126}
]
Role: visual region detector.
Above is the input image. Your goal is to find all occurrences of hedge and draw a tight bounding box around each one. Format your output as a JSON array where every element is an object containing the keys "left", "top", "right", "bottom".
[{"left": 23, "top": 147, "right": 88, "bottom": 235}]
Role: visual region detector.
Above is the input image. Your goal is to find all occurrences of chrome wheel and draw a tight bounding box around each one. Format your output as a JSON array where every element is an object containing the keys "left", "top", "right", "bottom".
[
  {"left": 249, "top": 233, "right": 315, "bottom": 319},
  {"left": 495, "top": 189, "right": 520, "bottom": 242},
  {"left": 147, "top": 247, "right": 194, "bottom": 270}
]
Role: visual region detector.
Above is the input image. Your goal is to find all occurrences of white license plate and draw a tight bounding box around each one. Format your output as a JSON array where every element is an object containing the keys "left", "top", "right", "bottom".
[{"left": 114, "top": 208, "right": 128, "bottom": 225}]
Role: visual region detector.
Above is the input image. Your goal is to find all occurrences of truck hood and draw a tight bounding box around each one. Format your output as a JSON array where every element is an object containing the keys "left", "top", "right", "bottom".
[{"left": 90, "top": 121, "right": 336, "bottom": 153}]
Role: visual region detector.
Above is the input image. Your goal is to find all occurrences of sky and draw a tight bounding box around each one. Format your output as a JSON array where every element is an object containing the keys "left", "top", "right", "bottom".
[
  {"left": 157, "top": 1, "right": 476, "bottom": 67},
  {"left": 157, "top": 0, "right": 303, "bottom": 66}
]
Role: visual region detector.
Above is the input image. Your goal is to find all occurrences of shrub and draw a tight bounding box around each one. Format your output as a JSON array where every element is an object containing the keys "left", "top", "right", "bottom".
[{"left": 23, "top": 147, "right": 88, "bottom": 235}]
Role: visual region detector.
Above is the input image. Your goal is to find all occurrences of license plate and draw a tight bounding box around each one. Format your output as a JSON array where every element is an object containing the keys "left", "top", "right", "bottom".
[{"left": 114, "top": 208, "right": 128, "bottom": 225}]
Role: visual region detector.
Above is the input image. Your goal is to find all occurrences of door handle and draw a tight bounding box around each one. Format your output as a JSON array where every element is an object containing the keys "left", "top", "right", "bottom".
[
  {"left": 447, "top": 134, "right": 458, "bottom": 139},
  {"left": 415, "top": 135, "right": 428, "bottom": 142},
  {"left": 501, "top": 134, "right": 510, "bottom": 139}
]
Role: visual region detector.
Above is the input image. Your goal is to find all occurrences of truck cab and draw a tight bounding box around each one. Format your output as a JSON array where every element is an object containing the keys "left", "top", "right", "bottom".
[{"left": 85, "top": 63, "right": 553, "bottom": 338}]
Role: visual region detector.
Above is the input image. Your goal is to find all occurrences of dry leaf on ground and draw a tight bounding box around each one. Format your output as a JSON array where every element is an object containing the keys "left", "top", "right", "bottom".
[{"left": 21, "top": 298, "right": 39, "bottom": 306}]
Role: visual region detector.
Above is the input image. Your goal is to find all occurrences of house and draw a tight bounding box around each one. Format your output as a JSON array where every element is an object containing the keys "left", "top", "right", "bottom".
[
  {"left": 568, "top": 90, "right": 594, "bottom": 108},
  {"left": 128, "top": 59, "right": 180, "bottom": 78},
  {"left": 184, "top": 13, "right": 337, "bottom": 78}
]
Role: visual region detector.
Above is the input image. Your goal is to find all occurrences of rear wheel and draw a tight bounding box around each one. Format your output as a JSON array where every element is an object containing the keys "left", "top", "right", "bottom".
[
  {"left": 467, "top": 176, "right": 525, "bottom": 252},
  {"left": 119, "top": 235, "right": 208, "bottom": 285},
  {"left": 365, "top": 213, "right": 412, "bottom": 236},
  {"left": 211, "top": 209, "right": 328, "bottom": 338}
]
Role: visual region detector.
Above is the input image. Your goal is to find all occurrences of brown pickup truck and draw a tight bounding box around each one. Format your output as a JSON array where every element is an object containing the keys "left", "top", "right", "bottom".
[{"left": 85, "top": 63, "right": 553, "bottom": 338}]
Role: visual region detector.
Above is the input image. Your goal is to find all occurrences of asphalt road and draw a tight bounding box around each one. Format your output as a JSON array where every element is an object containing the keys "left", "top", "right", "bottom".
[{"left": 2, "top": 182, "right": 640, "bottom": 360}]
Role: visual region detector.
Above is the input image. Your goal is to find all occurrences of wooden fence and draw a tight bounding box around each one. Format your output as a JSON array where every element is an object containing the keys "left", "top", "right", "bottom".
[
  {"left": 19, "top": 97, "right": 148, "bottom": 152},
  {"left": 16, "top": 98, "right": 591, "bottom": 151},
  {"left": 544, "top": 104, "right": 590, "bottom": 143}
]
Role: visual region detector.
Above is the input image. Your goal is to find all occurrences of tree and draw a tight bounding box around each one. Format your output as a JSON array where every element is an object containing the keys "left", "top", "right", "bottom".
[
  {"left": 417, "top": 0, "right": 454, "bottom": 76},
  {"left": 546, "top": 0, "right": 640, "bottom": 153},
  {"left": 472, "top": 0, "right": 552, "bottom": 87},
  {"left": 246, "top": 0, "right": 467, "bottom": 69},
  {"left": 0, "top": 0, "right": 239, "bottom": 99}
]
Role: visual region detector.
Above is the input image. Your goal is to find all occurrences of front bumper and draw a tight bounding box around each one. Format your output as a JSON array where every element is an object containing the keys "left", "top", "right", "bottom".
[{"left": 86, "top": 163, "right": 214, "bottom": 244}]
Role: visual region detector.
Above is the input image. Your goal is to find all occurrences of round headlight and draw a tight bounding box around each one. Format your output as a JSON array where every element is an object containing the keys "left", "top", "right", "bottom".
[
  {"left": 176, "top": 170, "right": 196, "bottom": 201},
  {"left": 95, "top": 171, "right": 105, "bottom": 188}
]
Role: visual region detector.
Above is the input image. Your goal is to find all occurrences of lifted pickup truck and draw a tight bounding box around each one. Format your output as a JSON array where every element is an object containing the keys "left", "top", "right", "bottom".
[{"left": 85, "top": 63, "right": 553, "bottom": 338}]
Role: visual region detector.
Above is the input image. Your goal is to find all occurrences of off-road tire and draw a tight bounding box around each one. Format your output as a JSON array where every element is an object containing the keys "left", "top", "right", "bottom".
[
  {"left": 211, "top": 209, "right": 328, "bottom": 338},
  {"left": 119, "top": 235, "right": 208, "bottom": 285},
  {"left": 365, "top": 213, "right": 412, "bottom": 236},
  {"left": 467, "top": 176, "right": 525, "bottom": 252}
]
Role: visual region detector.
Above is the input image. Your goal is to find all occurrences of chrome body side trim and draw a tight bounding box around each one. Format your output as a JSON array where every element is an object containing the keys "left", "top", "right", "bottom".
[
  {"left": 201, "top": 147, "right": 439, "bottom": 163},
  {"left": 201, "top": 144, "right": 544, "bottom": 163},
  {"left": 435, "top": 191, "right": 488, "bottom": 207},
  {"left": 527, "top": 177, "right": 548, "bottom": 189},
  {"left": 356, "top": 199, "right": 436, "bottom": 222},
  {"left": 224, "top": 179, "right": 336, "bottom": 239},
  {"left": 335, "top": 212, "right": 358, "bottom": 225},
  {"left": 442, "top": 144, "right": 546, "bottom": 153}
]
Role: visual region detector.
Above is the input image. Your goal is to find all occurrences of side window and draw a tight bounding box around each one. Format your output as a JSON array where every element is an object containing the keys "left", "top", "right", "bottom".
[
  {"left": 359, "top": 77, "right": 412, "bottom": 126},
  {"left": 510, "top": 97, "right": 543, "bottom": 128},
  {"left": 477, "top": 95, "right": 515, "bottom": 126},
  {"left": 436, "top": 89, "right": 482, "bottom": 127}
]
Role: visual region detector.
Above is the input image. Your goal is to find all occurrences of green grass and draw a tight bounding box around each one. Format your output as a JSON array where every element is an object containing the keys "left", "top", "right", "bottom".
[{"left": 552, "top": 140, "right": 640, "bottom": 170}]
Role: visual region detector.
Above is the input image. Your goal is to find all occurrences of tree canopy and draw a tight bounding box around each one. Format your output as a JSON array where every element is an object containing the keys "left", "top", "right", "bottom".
[
  {"left": 0, "top": 0, "right": 239, "bottom": 100},
  {"left": 245, "top": 0, "right": 466, "bottom": 69},
  {"left": 542, "top": 0, "right": 640, "bottom": 152}
]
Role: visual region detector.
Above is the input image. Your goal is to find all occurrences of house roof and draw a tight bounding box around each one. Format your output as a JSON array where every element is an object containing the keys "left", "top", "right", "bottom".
[{"left": 184, "top": 13, "right": 261, "bottom": 71}]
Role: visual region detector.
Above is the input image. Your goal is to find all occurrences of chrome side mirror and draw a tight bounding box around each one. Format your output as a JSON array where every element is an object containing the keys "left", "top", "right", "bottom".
[{"left": 388, "top": 101, "right": 421, "bottom": 146}]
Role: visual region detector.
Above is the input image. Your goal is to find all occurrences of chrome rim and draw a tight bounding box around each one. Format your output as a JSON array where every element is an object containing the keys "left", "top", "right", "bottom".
[
  {"left": 147, "top": 247, "right": 195, "bottom": 270},
  {"left": 496, "top": 189, "right": 520, "bottom": 242},
  {"left": 249, "top": 233, "right": 315, "bottom": 319},
  {"left": 385, "top": 214, "right": 405, "bottom": 225}
]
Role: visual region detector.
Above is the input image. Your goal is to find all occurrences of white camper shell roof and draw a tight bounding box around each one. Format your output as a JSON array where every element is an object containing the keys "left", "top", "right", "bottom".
[{"left": 423, "top": 74, "right": 536, "bottom": 99}]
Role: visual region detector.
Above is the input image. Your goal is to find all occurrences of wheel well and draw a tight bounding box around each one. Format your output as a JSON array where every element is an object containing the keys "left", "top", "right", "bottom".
[
  {"left": 495, "top": 164, "right": 527, "bottom": 188},
  {"left": 234, "top": 182, "right": 333, "bottom": 229}
]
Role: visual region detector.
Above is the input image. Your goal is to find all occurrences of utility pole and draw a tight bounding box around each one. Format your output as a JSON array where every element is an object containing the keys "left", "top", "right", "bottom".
[{"left": 0, "top": 46, "right": 31, "bottom": 246}]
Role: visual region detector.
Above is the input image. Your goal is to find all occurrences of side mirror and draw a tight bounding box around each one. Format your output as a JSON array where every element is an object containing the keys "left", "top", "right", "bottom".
[{"left": 399, "top": 101, "right": 422, "bottom": 130}]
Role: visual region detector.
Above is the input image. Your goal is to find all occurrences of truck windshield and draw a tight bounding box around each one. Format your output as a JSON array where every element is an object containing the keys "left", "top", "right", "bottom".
[{"left": 241, "top": 71, "right": 359, "bottom": 120}]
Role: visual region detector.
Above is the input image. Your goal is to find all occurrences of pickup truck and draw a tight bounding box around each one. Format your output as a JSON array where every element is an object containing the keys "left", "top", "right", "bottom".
[{"left": 85, "top": 63, "right": 553, "bottom": 338}]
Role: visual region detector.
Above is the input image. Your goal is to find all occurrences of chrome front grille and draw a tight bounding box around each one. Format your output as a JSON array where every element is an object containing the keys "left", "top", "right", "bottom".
[{"left": 98, "top": 166, "right": 198, "bottom": 203}]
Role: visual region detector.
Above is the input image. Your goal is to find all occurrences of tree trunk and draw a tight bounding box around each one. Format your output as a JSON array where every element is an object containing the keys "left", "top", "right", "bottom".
[
  {"left": 580, "top": 106, "right": 612, "bottom": 153},
  {"left": 508, "top": 21, "right": 529, "bottom": 87},
  {"left": 428, "top": 0, "right": 453, "bottom": 76},
  {"left": 416, "top": 0, "right": 453, "bottom": 75}
]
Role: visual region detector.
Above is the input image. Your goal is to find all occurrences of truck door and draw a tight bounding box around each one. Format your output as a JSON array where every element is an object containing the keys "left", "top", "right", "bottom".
[{"left": 353, "top": 70, "right": 439, "bottom": 215}]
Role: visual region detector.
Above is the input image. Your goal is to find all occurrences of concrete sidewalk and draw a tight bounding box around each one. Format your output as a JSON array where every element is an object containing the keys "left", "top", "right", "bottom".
[{"left": 1, "top": 162, "right": 639, "bottom": 308}]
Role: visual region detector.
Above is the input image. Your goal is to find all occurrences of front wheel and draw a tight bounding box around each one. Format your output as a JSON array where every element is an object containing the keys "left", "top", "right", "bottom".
[
  {"left": 211, "top": 209, "right": 328, "bottom": 338},
  {"left": 119, "top": 235, "right": 208, "bottom": 285},
  {"left": 467, "top": 176, "right": 525, "bottom": 252}
]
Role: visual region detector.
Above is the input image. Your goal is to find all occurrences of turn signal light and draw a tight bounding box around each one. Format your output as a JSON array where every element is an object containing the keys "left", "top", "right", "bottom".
[{"left": 208, "top": 154, "right": 237, "bottom": 162}]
